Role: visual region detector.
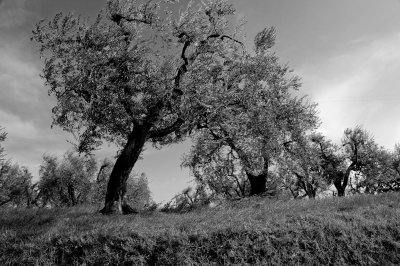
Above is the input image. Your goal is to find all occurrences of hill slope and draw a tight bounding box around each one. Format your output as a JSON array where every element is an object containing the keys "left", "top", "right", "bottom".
[{"left": 1, "top": 192, "right": 400, "bottom": 265}]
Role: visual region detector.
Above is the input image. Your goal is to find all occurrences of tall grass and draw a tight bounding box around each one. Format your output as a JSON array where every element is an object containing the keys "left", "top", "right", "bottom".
[{"left": 1, "top": 192, "right": 400, "bottom": 265}]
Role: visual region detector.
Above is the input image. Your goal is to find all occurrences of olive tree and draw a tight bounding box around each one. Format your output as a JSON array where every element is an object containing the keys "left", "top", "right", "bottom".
[
  {"left": 32, "top": 0, "right": 248, "bottom": 214},
  {"left": 183, "top": 29, "right": 319, "bottom": 197},
  {"left": 360, "top": 144, "right": 400, "bottom": 194},
  {"left": 279, "top": 133, "right": 331, "bottom": 199},
  {"left": 183, "top": 135, "right": 249, "bottom": 199},
  {"left": 305, "top": 126, "right": 377, "bottom": 197},
  {"left": 0, "top": 127, "right": 36, "bottom": 207},
  {"left": 38, "top": 151, "right": 97, "bottom": 207}
]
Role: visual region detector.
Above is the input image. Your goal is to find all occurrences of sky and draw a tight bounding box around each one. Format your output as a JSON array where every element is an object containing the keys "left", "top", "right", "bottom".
[{"left": 1, "top": 0, "right": 400, "bottom": 203}]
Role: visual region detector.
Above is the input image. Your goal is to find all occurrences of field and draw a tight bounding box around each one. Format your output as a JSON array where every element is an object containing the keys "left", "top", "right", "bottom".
[{"left": 1, "top": 192, "right": 400, "bottom": 265}]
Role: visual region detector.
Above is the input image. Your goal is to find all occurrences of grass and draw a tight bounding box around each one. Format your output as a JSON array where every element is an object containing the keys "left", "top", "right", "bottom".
[{"left": 1, "top": 192, "right": 400, "bottom": 265}]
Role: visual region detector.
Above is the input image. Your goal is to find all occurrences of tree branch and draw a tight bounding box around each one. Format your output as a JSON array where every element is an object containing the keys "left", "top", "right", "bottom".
[
  {"left": 173, "top": 35, "right": 192, "bottom": 92},
  {"left": 148, "top": 118, "right": 184, "bottom": 139},
  {"left": 110, "top": 13, "right": 152, "bottom": 26}
]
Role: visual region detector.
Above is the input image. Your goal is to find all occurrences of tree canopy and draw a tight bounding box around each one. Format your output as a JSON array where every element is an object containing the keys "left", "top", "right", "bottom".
[{"left": 33, "top": 0, "right": 305, "bottom": 214}]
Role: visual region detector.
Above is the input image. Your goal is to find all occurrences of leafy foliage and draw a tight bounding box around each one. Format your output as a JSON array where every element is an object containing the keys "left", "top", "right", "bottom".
[
  {"left": 32, "top": 0, "right": 245, "bottom": 152},
  {"left": 36, "top": 152, "right": 153, "bottom": 210},
  {"left": 279, "top": 133, "right": 330, "bottom": 199},
  {"left": 359, "top": 144, "right": 400, "bottom": 193},
  {"left": 32, "top": 0, "right": 258, "bottom": 213},
  {"left": 38, "top": 151, "right": 97, "bottom": 207},
  {"left": 282, "top": 126, "right": 380, "bottom": 197},
  {"left": 0, "top": 163, "right": 35, "bottom": 207},
  {"left": 183, "top": 138, "right": 249, "bottom": 199},
  {"left": 0, "top": 127, "right": 36, "bottom": 207},
  {"left": 183, "top": 29, "right": 319, "bottom": 197},
  {"left": 0, "top": 126, "right": 6, "bottom": 162}
]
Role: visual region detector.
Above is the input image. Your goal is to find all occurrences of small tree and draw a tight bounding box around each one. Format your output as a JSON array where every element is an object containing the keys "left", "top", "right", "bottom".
[
  {"left": 333, "top": 126, "right": 377, "bottom": 196},
  {"left": 37, "top": 152, "right": 97, "bottom": 207},
  {"left": 306, "top": 126, "right": 377, "bottom": 197},
  {"left": 361, "top": 145, "right": 400, "bottom": 193},
  {"left": 33, "top": 0, "right": 249, "bottom": 214},
  {"left": 183, "top": 135, "right": 249, "bottom": 199},
  {"left": 90, "top": 159, "right": 153, "bottom": 211},
  {"left": 280, "top": 133, "right": 329, "bottom": 199},
  {"left": 0, "top": 163, "right": 35, "bottom": 207},
  {"left": 0, "top": 127, "right": 36, "bottom": 207}
]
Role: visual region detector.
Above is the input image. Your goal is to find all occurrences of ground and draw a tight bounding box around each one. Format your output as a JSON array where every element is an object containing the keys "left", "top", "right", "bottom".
[{"left": 1, "top": 192, "right": 400, "bottom": 265}]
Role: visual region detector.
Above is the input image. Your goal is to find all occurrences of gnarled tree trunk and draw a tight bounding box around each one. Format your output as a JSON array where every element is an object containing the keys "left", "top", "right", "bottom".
[
  {"left": 294, "top": 172, "right": 317, "bottom": 199},
  {"left": 100, "top": 125, "right": 150, "bottom": 215},
  {"left": 333, "top": 164, "right": 355, "bottom": 197}
]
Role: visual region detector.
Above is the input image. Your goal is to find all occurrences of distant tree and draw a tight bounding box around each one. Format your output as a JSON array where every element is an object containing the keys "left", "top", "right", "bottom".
[
  {"left": 183, "top": 136, "right": 249, "bottom": 199},
  {"left": 90, "top": 159, "right": 153, "bottom": 211},
  {"left": 0, "top": 163, "right": 35, "bottom": 207},
  {"left": 33, "top": 0, "right": 253, "bottom": 214},
  {"left": 124, "top": 172, "right": 152, "bottom": 210},
  {"left": 280, "top": 133, "right": 329, "bottom": 199},
  {"left": 0, "top": 126, "right": 36, "bottom": 207},
  {"left": 89, "top": 158, "right": 113, "bottom": 205},
  {"left": 333, "top": 127, "right": 377, "bottom": 196},
  {"left": 388, "top": 144, "right": 400, "bottom": 191},
  {"left": 307, "top": 126, "right": 377, "bottom": 197},
  {"left": 0, "top": 126, "right": 6, "bottom": 162},
  {"left": 38, "top": 152, "right": 97, "bottom": 207},
  {"left": 360, "top": 145, "right": 400, "bottom": 193}
]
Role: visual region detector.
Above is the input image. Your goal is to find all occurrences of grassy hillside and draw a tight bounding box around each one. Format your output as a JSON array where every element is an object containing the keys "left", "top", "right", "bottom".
[{"left": 1, "top": 192, "right": 400, "bottom": 265}]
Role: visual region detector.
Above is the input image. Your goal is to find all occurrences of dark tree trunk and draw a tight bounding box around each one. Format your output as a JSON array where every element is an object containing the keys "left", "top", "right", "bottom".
[
  {"left": 305, "top": 184, "right": 316, "bottom": 199},
  {"left": 333, "top": 165, "right": 354, "bottom": 197},
  {"left": 67, "top": 184, "right": 77, "bottom": 206},
  {"left": 336, "top": 185, "right": 346, "bottom": 197},
  {"left": 334, "top": 176, "right": 347, "bottom": 197},
  {"left": 100, "top": 125, "right": 150, "bottom": 215},
  {"left": 247, "top": 172, "right": 267, "bottom": 196}
]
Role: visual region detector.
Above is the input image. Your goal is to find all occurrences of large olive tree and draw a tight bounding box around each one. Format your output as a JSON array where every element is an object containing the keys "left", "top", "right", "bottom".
[{"left": 32, "top": 0, "right": 248, "bottom": 214}]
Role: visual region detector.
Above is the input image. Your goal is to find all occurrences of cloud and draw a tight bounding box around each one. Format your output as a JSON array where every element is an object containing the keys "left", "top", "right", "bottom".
[
  {"left": 0, "top": 39, "right": 53, "bottom": 124},
  {"left": 0, "top": 35, "right": 71, "bottom": 179},
  {"left": 0, "top": 0, "right": 32, "bottom": 29},
  {"left": 298, "top": 33, "right": 400, "bottom": 147}
]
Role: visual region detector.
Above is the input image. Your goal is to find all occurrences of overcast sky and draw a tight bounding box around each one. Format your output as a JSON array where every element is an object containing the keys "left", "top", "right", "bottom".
[{"left": 1, "top": 0, "right": 400, "bottom": 203}]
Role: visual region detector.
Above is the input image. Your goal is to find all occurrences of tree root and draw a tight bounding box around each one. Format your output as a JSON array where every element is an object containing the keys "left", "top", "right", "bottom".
[
  {"left": 100, "top": 202, "right": 139, "bottom": 215},
  {"left": 121, "top": 203, "right": 139, "bottom": 214}
]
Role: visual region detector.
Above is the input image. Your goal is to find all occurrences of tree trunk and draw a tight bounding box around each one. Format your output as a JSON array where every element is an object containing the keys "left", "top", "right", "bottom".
[
  {"left": 333, "top": 165, "right": 354, "bottom": 197},
  {"left": 100, "top": 125, "right": 150, "bottom": 215},
  {"left": 67, "top": 184, "right": 77, "bottom": 206},
  {"left": 305, "top": 184, "right": 316, "bottom": 199},
  {"left": 336, "top": 186, "right": 345, "bottom": 197},
  {"left": 247, "top": 172, "right": 267, "bottom": 196}
]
